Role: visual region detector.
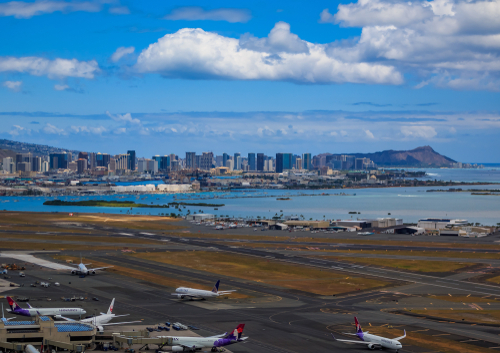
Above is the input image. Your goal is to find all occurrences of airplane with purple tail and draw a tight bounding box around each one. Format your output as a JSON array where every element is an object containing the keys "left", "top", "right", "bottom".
[
  {"left": 332, "top": 317, "right": 405, "bottom": 352},
  {"left": 164, "top": 323, "right": 248, "bottom": 352},
  {"left": 172, "top": 280, "right": 236, "bottom": 300},
  {"left": 6, "top": 296, "right": 86, "bottom": 318}
]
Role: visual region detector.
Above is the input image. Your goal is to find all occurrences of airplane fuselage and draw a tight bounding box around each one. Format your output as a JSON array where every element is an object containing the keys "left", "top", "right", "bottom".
[
  {"left": 359, "top": 332, "right": 402, "bottom": 350},
  {"left": 10, "top": 307, "right": 86, "bottom": 317},
  {"left": 174, "top": 287, "right": 218, "bottom": 298}
]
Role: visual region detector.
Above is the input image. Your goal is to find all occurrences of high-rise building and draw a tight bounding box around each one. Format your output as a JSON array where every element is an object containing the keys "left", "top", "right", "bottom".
[
  {"left": 77, "top": 159, "right": 87, "bottom": 174},
  {"left": 116, "top": 154, "right": 129, "bottom": 171},
  {"left": 295, "top": 157, "right": 302, "bottom": 170},
  {"left": 41, "top": 161, "right": 49, "bottom": 172},
  {"left": 215, "top": 155, "right": 223, "bottom": 167},
  {"left": 248, "top": 153, "right": 256, "bottom": 171},
  {"left": 49, "top": 152, "right": 71, "bottom": 170},
  {"left": 257, "top": 153, "right": 264, "bottom": 171},
  {"left": 89, "top": 152, "right": 97, "bottom": 171},
  {"left": 16, "top": 153, "right": 32, "bottom": 172},
  {"left": 222, "top": 153, "right": 229, "bottom": 167},
  {"left": 108, "top": 158, "right": 116, "bottom": 172},
  {"left": 226, "top": 159, "right": 234, "bottom": 171},
  {"left": 3, "top": 157, "right": 15, "bottom": 173},
  {"left": 186, "top": 152, "right": 196, "bottom": 169},
  {"left": 127, "top": 150, "right": 136, "bottom": 171},
  {"left": 200, "top": 152, "right": 214, "bottom": 170},
  {"left": 78, "top": 152, "right": 88, "bottom": 161},
  {"left": 234, "top": 153, "right": 241, "bottom": 170},
  {"left": 31, "top": 156, "right": 41, "bottom": 172},
  {"left": 302, "top": 153, "right": 312, "bottom": 170},
  {"left": 276, "top": 153, "right": 293, "bottom": 173},
  {"left": 96, "top": 153, "right": 110, "bottom": 168}
]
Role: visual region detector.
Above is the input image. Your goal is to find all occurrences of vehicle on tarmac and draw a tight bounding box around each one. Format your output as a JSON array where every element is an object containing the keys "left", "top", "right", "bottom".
[
  {"left": 171, "top": 280, "right": 236, "bottom": 300},
  {"left": 168, "top": 323, "right": 247, "bottom": 352},
  {"left": 215, "top": 225, "right": 224, "bottom": 230},
  {"left": 6, "top": 296, "right": 86, "bottom": 317},
  {"left": 19, "top": 272, "right": 25, "bottom": 277},
  {"left": 1, "top": 269, "right": 7, "bottom": 275},
  {"left": 332, "top": 317, "right": 405, "bottom": 352}
]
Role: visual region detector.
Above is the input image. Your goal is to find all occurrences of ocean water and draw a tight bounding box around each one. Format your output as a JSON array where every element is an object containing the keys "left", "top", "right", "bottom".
[
  {"left": 1, "top": 184, "right": 499, "bottom": 225},
  {"left": 397, "top": 166, "right": 500, "bottom": 183}
]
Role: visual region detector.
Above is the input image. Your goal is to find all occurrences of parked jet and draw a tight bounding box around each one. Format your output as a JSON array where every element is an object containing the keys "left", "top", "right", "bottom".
[
  {"left": 332, "top": 317, "right": 405, "bottom": 352},
  {"left": 70, "top": 255, "right": 112, "bottom": 276},
  {"left": 172, "top": 280, "right": 236, "bottom": 299},
  {"left": 57, "top": 298, "right": 141, "bottom": 331},
  {"left": 6, "top": 296, "right": 86, "bottom": 318},
  {"left": 168, "top": 323, "right": 247, "bottom": 352}
]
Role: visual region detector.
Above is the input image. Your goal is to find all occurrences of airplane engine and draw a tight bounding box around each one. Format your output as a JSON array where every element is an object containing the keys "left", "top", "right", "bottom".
[
  {"left": 367, "top": 343, "right": 375, "bottom": 350},
  {"left": 97, "top": 326, "right": 104, "bottom": 332},
  {"left": 177, "top": 294, "right": 185, "bottom": 299},
  {"left": 71, "top": 270, "right": 77, "bottom": 275},
  {"left": 171, "top": 346, "right": 185, "bottom": 352},
  {"left": 91, "top": 271, "right": 96, "bottom": 275}
]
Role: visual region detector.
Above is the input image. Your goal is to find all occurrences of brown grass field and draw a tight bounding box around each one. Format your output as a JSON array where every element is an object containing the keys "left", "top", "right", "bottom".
[
  {"left": 428, "top": 295, "right": 500, "bottom": 303},
  {"left": 131, "top": 251, "right": 393, "bottom": 296},
  {"left": 411, "top": 309, "right": 500, "bottom": 325},
  {"left": 0, "top": 233, "right": 164, "bottom": 245},
  {"left": 0, "top": 241, "right": 121, "bottom": 251},
  {"left": 317, "top": 256, "right": 476, "bottom": 273},
  {"left": 52, "top": 255, "right": 249, "bottom": 299},
  {"left": 357, "top": 326, "right": 493, "bottom": 353}
]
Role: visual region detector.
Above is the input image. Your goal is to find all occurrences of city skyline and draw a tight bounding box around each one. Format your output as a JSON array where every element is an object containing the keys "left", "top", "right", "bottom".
[{"left": 1, "top": 0, "right": 499, "bottom": 161}]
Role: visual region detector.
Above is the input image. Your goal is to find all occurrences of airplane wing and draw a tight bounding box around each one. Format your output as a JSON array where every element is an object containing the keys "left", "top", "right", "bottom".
[
  {"left": 88, "top": 266, "right": 113, "bottom": 271},
  {"left": 207, "top": 332, "right": 227, "bottom": 339},
  {"left": 217, "top": 290, "right": 237, "bottom": 294},
  {"left": 394, "top": 330, "right": 406, "bottom": 341},
  {"left": 179, "top": 343, "right": 204, "bottom": 349},
  {"left": 55, "top": 315, "right": 75, "bottom": 321},
  {"left": 171, "top": 293, "right": 201, "bottom": 298},
  {"left": 100, "top": 320, "right": 142, "bottom": 326},
  {"left": 331, "top": 334, "right": 378, "bottom": 346}
]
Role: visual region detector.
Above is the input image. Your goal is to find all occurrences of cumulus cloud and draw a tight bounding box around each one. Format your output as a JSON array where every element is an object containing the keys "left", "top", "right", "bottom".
[
  {"left": 164, "top": 6, "right": 251, "bottom": 23},
  {"left": 9, "top": 125, "right": 30, "bottom": 136},
  {"left": 71, "top": 125, "right": 107, "bottom": 134},
  {"left": 134, "top": 24, "right": 403, "bottom": 85},
  {"left": 106, "top": 111, "right": 141, "bottom": 125},
  {"left": 54, "top": 84, "right": 69, "bottom": 91},
  {"left": 43, "top": 123, "right": 65, "bottom": 135},
  {"left": 401, "top": 125, "right": 437, "bottom": 139},
  {"left": 320, "top": 0, "right": 500, "bottom": 90},
  {"left": 0, "top": 0, "right": 129, "bottom": 19},
  {"left": 240, "top": 22, "right": 309, "bottom": 54},
  {"left": 111, "top": 46, "right": 135, "bottom": 62},
  {"left": 3, "top": 80, "right": 22, "bottom": 92},
  {"left": 364, "top": 129, "right": 375, "bottom": 139},
  {"left": 0, "top": 57, "right": 99, "bottom": 79}
]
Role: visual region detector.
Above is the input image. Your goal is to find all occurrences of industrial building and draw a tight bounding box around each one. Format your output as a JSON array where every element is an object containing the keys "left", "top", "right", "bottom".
[{"left": 417, "top": 219, "right": 468, "bottom": 230}]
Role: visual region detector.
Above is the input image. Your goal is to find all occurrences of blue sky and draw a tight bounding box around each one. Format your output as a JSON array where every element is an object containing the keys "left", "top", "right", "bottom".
[{"left": 0, "top": 0, "right": 499, "bottom": 162}]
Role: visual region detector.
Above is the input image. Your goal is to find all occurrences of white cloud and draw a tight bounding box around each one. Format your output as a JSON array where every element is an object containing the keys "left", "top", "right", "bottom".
[
  {"left": 106, "top": 111, "right": 141, "bottom": 125},
  {"left": 71, "top": 125, "right": 107, "bottom": 134},
  {"left": 114, "top": 127, "right": 126, "bottom": 134},
  {"left": 3, "top": 80, "right": 22, "bottom": 92},
  {"left": 401, "top": 125, "right": 437, "bottom": 139},
  {"left": 164, "top": 6, "right": 251, "bottom": 23},
  {"left": 0, "top": 57, "right": 99, "bottom": 79},
  {"left": 135, "top": 25, "right": 403, "bottom": 85},
  {"left": 111, "top": 46, "right": 135, "bottom": 62},
  {"left": 43, "top": 123, "right": 65, "bottom": 135},
  {"left": 9, "top": 125, "right": 30, "bottom": 136},
  {"left": 240, "top": 22, "right": 309, "bottom": 54},
  {"left": 320, "top": 0, "right": 500, "bottom": 90},
  {"left": 364, "top": 129, "right": 375, "bottom": 139},
  {"left": 54, "top": 84, "right": 69, "bottom": 91},
  {"left": 0, "top": 1, "right": 129, "bottom": 19}
]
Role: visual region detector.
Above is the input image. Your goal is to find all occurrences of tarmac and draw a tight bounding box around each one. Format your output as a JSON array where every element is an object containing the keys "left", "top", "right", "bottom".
[{"left": 1, "top": 219, "right": 500, "bottom": 353}]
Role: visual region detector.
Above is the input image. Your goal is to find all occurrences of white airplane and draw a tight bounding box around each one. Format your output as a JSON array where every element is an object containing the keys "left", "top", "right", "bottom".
[
  {"left": 215, "top": 225, "right": 225, "bottom": 230},
  {"left": 6, "top": 296, "right": 86, "bottom": 318},
  {"left": 332, "top": 317, "right": 405, "bottom": 352},
  {"left": 70, "top": 255, "right": 112, "bottom": 276},
  {"left": 57, "top": 298, "right": 141, "bottom": 332},
  {"left": 166, "top": 323, "right": 247, "bottom": 352},
  {"left": 172, "top": 280, "right": 236, "bottom": 300}
]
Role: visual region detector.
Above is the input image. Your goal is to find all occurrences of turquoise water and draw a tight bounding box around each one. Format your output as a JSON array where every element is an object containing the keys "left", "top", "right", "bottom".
[{"left": 1, "top": 184, "right": 499, "bottom": 225}]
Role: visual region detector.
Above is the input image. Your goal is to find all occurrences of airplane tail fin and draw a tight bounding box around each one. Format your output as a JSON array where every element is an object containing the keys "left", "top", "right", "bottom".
[
  {"left": 354, "top": 317, "right": 363, "bottom": 334},
  {"left": 225, "top": 324, "right": 245, "bottom": 340},
  {"left": 6, "top": 296, "right": 20, "bottom": 311},
  {"left": 26, "top": 303, "right": 33, "bottom": 309},
  {"left": 107, "top": 298, "right": 115, "bottom": 315},
  {"left": 211, "top": 280, "right": 221, "bottom": 293}
]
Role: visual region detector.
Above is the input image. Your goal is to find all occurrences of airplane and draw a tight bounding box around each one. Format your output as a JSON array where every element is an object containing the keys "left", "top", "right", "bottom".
[
  {"left": 69, "top": 255, "right": 112, "bottom": 276},
  {"left": 57, "top": 298, "right": 141, "bottom": 331},
  {"left": 172, "top": 280, "right": 236, "bottom": 300},
  {"left": 215, "top": 225, "right": 225, "bottom": 230},
  {"left": 6, "top": 296, "right": 86, "bottom": 318},
  {"left": 331, "top": 317, "right": 405, "bottom": 352},
  {"left": 168, "top": 323, "right": 247, "bottom": 352}
]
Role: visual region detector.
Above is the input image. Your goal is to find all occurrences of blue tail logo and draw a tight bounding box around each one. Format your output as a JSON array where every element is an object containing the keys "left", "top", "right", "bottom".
[{"left": 211, "top": 280, "right": 220, "bottom": 293}]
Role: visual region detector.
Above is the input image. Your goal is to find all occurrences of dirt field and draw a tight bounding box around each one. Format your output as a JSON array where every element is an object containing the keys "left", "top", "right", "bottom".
[
  {"left": 131, "top": 251, "right": 394, "bottom": 296},
  {"left": 411, "top": 309, "right": 500, "bottom": 325}
]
